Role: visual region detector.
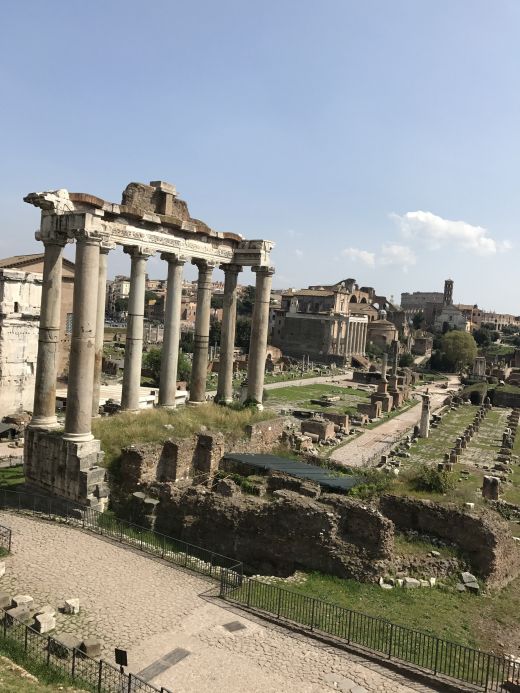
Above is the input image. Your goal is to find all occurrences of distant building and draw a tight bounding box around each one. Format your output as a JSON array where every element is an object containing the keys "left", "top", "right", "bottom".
[{"left": 0, "top": 253, "right": 75, "bottom": 415}]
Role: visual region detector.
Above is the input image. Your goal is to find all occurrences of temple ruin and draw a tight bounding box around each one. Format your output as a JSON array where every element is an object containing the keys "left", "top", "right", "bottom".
[{"left": 23, "top": 181, "right": 274, "bottom": 508}]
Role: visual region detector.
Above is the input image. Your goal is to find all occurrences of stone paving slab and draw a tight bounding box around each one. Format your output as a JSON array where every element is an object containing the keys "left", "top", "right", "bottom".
[{"left": 0, "top": 512, "right": 439, "bottom": 693}]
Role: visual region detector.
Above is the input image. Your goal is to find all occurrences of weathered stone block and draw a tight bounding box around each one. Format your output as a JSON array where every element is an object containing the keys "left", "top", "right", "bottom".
[
  {"left": 5, "top": 606, "right": 31, "bottom": 625},
  {"left": 79, "top": 639, "right": 101, "bottom": 658},
  {"left": 0, "top": 562, "right": 5, "bottom": 577},
  {"left": 0, "top": 591, "right": 11, "bottom": 608},
  {"left": 12, "top": 594, "right": 33, "bottom": 609},
  {"left": 301, "top": 419, "right": 335, "bottom": 441},
  {"left": 64, "top": 598, "right": 80, "bottom": 615},
  {"left": 34, "top": 612, "right": 55, "bottom": 633},
  {"left": 49, "top": 634, "right": 82, "bottom": 658},
  {"left": 403, "top": 577, "right": 421, "bottom": 589}
]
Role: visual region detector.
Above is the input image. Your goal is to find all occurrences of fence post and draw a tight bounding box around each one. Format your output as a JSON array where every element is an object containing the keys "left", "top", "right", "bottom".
[
  {"left": 484, "top": 654, "right": 492, "bottom": 693},
  {"left": 246, "top": 579, "right": 252, "bottom": 608},
  {"left": 47, "top": 637, "right": 51, "bottom": 665},
  {"left": 98, "top": 659, "right": 103, "bottom": 692},
  {"left": 72, "top": 647, "right": 76, "bottom": 679},
  {"left": 310, "top": 599, "right": 316, "bottom": 632},
  {"left": 209, "top": 552, "right": 214, "bottom": 577},
  {"left": 276, "top": 587, "right": 283, "bottom": 619},
  {"left": 346, "top": 609, "right": 353, "bottom": 644},
  {"left": 128, "top": 672, "right": 132, "bottom": 692},
  {"left": 388, "top": 623, "right": 394, "bottom": 659},
  {"left": 433, "top": 637, "right": 440, "bottom": 675},
  {"left": 24, "top": 624, "right": 28, "bottom": 651}
]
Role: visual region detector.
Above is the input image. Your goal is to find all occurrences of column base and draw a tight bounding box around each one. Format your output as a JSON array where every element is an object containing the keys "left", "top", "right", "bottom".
[
  {"left": 187, "top": 399, "right": 205, "bottom": 407},
  {"left": 157, "top": 403, "right": 176, "bottom": 410},
  {"left": 62, "top": 432, "right": 95, "bottom": 443},
  {"left": 29, "top": 416, "right": 59, "bottom": 430},
  {"left": 215, "top": 397, "right": 233, "bottom": 406}
]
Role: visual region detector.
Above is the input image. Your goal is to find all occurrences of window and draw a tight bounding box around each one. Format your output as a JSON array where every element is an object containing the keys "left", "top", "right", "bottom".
[
  {"left": 14, "top": 302, "right": 19, "bottom": 313},
  {"left": 66, "top": 313, "right": 73, "bottom": 335}
]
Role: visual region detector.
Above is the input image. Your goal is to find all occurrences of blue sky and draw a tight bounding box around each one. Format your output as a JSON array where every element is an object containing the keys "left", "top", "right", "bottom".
[{"left": 1, "top": 1, "right": 519, "bottom": 311}]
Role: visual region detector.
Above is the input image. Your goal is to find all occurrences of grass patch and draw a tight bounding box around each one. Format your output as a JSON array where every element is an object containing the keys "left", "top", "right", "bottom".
[
  {"left": 0, "top": 466, "right": 25, "bottom": 489},
  {"left": 265, "top": 383, "right": 370, "bottom": 416},
  {"left": 92, "top": 404, "right": 275, "bottom": 467}
]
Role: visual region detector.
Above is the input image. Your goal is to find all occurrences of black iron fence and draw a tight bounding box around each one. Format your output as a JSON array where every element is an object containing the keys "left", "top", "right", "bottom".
[
  {"left": 220, "top": 572, "right": 520, "bottom": 693},
  {"left": 1, "top": 609, "right": 171, "bottom": 692},
  {"left": 0, "top": 522, "right": 12, "bottom": 553},
  {"left": 0, "top": 488, "right": 241, "bottom": 581}
]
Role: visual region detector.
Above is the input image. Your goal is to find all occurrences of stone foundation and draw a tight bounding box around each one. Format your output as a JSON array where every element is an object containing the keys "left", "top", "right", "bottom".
[{"left": 24, "top": 428, "right": 108, "bottom": 510}]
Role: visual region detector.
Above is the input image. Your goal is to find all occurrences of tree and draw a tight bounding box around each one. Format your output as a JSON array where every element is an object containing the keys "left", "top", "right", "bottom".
[
  {"left": 142, "top": 346, "right": 192, "bottom": 385},
  {"left": 412, "top": 312, "right": 425, "bottom": 330},
  {"left": 211, "top": 294, "right": 224, "bottom": 310},
  {"left": 399, "top": 353, "right": 414, "bottom": 367},
  {"left": 209, "top": 319, "right": 222, "bottom": 346},
  {"left": 235, "top": 317, "right": 252, "bottom": 350},
  {"left": 441, "top": 331, "right": 477, "bottom": 370},
  {"left": 237, "top": 285, "right": 256, "bottom": 316},
  {"left": 473, "top": 328, "right": 491, "bottom": 347}
]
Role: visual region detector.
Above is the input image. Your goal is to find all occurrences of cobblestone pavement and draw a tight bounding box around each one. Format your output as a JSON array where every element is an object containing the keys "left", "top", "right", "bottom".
[
  {"left": 0, "top": 513, "right": 440, "bottom": 693},
  {"left": 330, "top": 376, "right": 461, "bottom": 468}
]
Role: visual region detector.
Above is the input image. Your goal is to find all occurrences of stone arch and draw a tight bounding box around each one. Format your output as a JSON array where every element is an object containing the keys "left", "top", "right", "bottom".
[
  {"left": 360, "top": 297, "right": 367, "bottom": 304},
  {"left": 349, "top": 295, "right": 358, "bottom": 303}
]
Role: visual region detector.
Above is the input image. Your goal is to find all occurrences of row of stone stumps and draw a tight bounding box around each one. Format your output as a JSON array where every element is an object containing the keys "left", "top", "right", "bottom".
[
  {"left": 482, "top": 407, "right": 520, "bottom": 501},
  {"left": 437, "top": 400, "right": 492, "bottom": 473}
]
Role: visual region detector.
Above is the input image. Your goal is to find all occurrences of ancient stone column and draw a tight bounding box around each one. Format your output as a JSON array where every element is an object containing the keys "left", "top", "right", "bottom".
[
  {"left": 247, "top": 266, "right": 275, "bottom": 406},
  {"left": 158, "top": 254, "right": 185, "bottom": 407},
  {"left": 30, "top": 237, "right": 66, "bottom": 429},
  {"left": 216, "top": 263, "right": 242, "bottom": 404},
  {"left": 121, "top": 247, "right": 153, "bottom": 411},
  {"left": 353, "top": 322, "right": 360, "bottom": 354},
  {"left": 419, "top": 393, "right": 430, "bottom": 438},
  {"left": 92, "top": 245, "right": 112, "bottom": 417},
  {"left": 189, "top": 260, "right": 215, "bottom": 404},
  {"left": 381, "top": 353, "right": 388, "bottom": 380},
  {"left": 64, "top": 233, "right": 101, "bottom": 441},
  {"left": 362, "top": 322, "right": 368, "bottom": 355}
]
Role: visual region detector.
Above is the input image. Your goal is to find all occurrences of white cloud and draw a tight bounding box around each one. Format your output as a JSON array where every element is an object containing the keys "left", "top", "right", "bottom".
[
  {"left": 342, "top": 247, "right": 376, "bottom": 267},
  {"left": 391, "top": 210, "right": 509, "bottom": 256},
  {"left": 295, "top": 248, "right": 304, "bottom": 258},
  {"left": 379, "top": 244, "right": 416, "bottom": 271}
]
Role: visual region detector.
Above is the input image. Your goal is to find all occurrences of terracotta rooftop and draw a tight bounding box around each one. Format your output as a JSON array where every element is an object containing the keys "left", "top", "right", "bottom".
[
  {"left": 0, "top": 253, "right": 75, "bottom": 270},
  {"left": 282, "top": 289, "right": 334, "bottom": 297}
]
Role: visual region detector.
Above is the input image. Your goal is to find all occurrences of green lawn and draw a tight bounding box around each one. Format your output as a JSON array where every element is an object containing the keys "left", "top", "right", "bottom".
[
  {"left": 265, "top": 383, "right": 370, "bottom": 415},
  {"left": 286, "top": 570, "right": 520, "bottom": 653},
  {"left": 0, "top": 466, "right": 25, "bottom": 489}
]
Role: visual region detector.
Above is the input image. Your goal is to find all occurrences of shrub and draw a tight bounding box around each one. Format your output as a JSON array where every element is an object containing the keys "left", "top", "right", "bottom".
[{"left": 412, "top": 464, "right": 456, "bottom": 494}]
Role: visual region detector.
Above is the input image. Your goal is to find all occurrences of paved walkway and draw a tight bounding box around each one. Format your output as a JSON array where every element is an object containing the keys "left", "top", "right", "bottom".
[
  {"left": 0, "top": 513, "right": 440, "bottom": 693},
  {"left": 330, "top": 376, "right": 460, "bottom": 468}
]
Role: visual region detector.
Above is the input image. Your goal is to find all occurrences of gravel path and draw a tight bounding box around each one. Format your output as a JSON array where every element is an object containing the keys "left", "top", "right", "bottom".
[{"left": 0, "top": 512, "right": 440, "bottom": 693}]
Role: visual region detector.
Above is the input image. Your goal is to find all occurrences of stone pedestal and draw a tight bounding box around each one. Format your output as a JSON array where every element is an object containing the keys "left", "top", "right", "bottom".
[
  {"left": 419, "top": 394, "right": 431, "bottom": 438},
  {"left": 24, "top": 428, "right": 107, "bottom": 510}
]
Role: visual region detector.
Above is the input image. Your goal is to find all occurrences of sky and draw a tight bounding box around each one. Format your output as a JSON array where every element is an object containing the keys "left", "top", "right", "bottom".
[{"left": 1, "top": 1, "right": 520, "bottom": 312}]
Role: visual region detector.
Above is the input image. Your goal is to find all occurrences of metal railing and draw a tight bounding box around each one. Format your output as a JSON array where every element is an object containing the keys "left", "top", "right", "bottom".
[
  {"left": 0, "top": 522, "right": 12, "bottom": 553},
  {"left": 220, "top": 572, "right": 520, "bottom": 692},
  {"left": 1, "top": 609, "right": 171, "bottom": 692},
  {"left": 0, "top": 488, "right": 241, "bottom": 582}
]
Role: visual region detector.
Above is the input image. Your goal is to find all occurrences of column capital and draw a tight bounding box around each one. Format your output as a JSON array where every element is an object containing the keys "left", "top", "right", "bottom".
[
  {"left": 219, "top": 263, "right": 243, "bottom": 275},
  {"left": 35, "top": 229, "right": 70, "bottom": 247},
  {"left": 72, "top": 229, "right": 111, "bottom": 247},
  {"left": 192, "top": 258, "right": 218, "bottom": 271},
  {"left": 252, "top": 265, "right": 275, "bottom": 276},
  {"left": 123, "top": 245, "right": 156, "bottom": 259},
  {"left": 161, "top": 252, "right": 188, "bottom": 265},
  {"left": 100, "top": 241, "right": 116, "bottom": 254}
]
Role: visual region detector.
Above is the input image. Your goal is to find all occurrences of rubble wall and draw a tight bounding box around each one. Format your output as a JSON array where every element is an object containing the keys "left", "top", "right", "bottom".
[{"left": 379, "top": 494, "right": 520, "bottom": 587}]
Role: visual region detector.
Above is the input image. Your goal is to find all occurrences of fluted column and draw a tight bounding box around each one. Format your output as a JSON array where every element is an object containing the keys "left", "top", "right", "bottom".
[
  {"left": 158, "top": 254, "right": 185, "bottom": 407},
  {"left": 92, "top": 245, "right": 113, "bottom": 417},
  {"left": 30, "top": 237, "right": 66, "bottom": 429},
  {"left": 121, "top": 247, "right": 153, "bottom": 411},
  {"left": 189, "top": 260, "right": 215, "bottom": 404},
  {"left": 64, "top": 233, "right": 101, "bottom": 441},
  {"left": 216, "top": 263, "right": 242, "bottom": 404},
  {"left": 247, "top": 266, "right": 275, "bottom": 406}
]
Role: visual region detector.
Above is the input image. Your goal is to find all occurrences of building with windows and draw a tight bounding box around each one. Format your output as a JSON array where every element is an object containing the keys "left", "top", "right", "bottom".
[{"left": 0, "top": 254, "right": 74, "bottom": 414}]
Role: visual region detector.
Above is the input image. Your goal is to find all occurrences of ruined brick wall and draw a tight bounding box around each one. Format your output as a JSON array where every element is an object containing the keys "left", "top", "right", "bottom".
[
  {"left": 379, "top": 495, "right": 520, "bottom": 587},
  {"left": 493, "top": 389, "right": 520, "bottom": 408},
  {"left": 151, "top": 485, "right": 393, "bottom": 581},
  {"left": 244, "top": 417, "right": 288, "bottom": 450}
]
